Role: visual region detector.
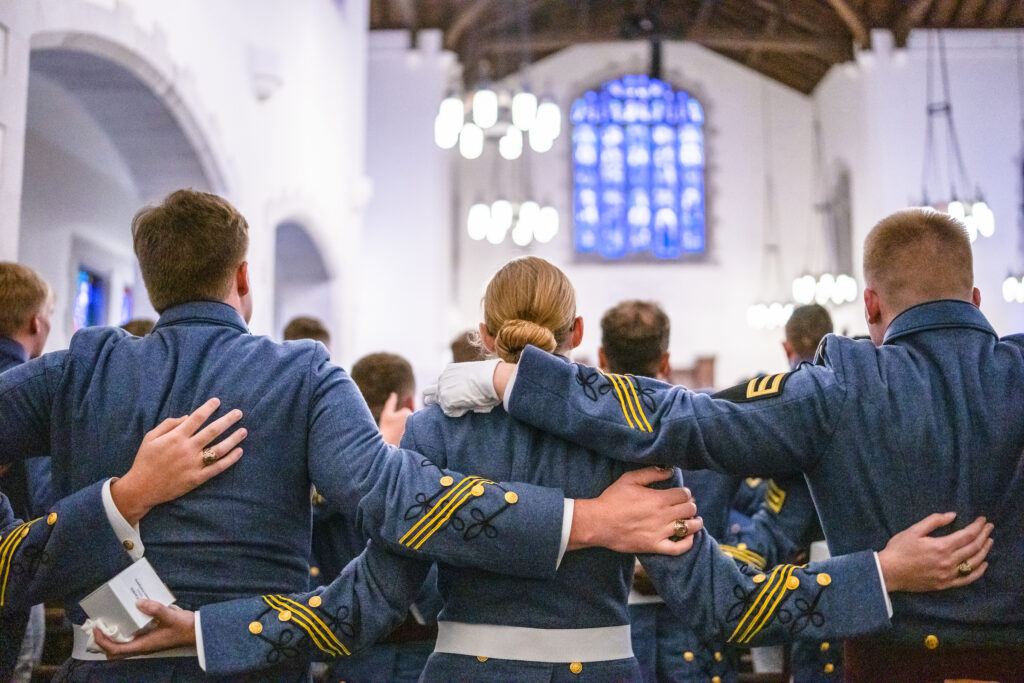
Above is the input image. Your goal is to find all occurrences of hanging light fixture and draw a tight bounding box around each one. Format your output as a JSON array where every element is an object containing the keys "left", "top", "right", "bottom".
[
  {"left": 1003, "top": 33, "right": 1024, "bottom": 304},
  {"left": 466, "top": 199, "right": 559, "bottom": 247},
  {"left": 918, "top": 31, "right": 993, "bottom": 241}
]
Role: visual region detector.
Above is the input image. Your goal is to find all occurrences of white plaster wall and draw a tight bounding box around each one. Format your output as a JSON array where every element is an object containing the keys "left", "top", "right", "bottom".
[
  {"left": 356, "top": 30, "right": 455, "bottom": 385},
  {"left": 816, "top": 29, "right": 1024, "bottom": 339},
  {"left": 454, "top": 41, "right": 817, "bottom": 386}
]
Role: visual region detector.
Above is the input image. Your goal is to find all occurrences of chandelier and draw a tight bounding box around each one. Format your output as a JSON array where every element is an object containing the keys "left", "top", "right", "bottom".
[
  {"left": 434, "top": 85, "right": 562, "bottom": 160},
  {"left": 467, "top": 200, "right": 559, "bottom": 246}
]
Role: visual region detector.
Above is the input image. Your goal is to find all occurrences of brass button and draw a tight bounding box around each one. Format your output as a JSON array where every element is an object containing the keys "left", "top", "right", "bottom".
[
  {"left": 310, "top": 566, "right": 321, "bottom": 577},
  {"left": 122, "top": 540, "right": 134, "bottom": 550},
  {"left": 714, "top": 651, "right": 722, "bottom": 661},
  {"left": 504, "top": 491, "right": 518, "bottom": 504},
  {"left": 683, "top": 651, "right": 694, "bottom": 662},
  {"left": 820, "top": 641, "right": 830, "bottom": 652},
  {"left": 737, "top": 543, "right": 747, "bottom": 550},
  {"left": 924, "top": 634, "right": 938, "bottom": 650},
  {"left": 712, "top": 677, "right": 721, "bottom": 683},
  {"left": 440, "top": 476, "right": 454, "bottom": 487},
  {"left": 824, "top": 663, "right": 835, "bottom": 674},
  {"left": 249, "top": 622, "right": 263, "bottom": 634},
  {"left": 20, "top": 527, "right": 29, "bottom": 538},
  {"left": 752, "top": 573, "right": 766, "bottom": 584},
  {"left": 817, "top": 573, "right": 832, "bottom": 586},
  {"left": 278, "top": 610, "right": 292, "bottom": 622},
  {"left": 477, "top": 656, "right": 488, "bottom": 662},
  {"left": 309, "top": 596, "right": 322, "bottom": 608},
  {"left": 569, "top": 662, "right": 583, "bottom": 675},
  {"left": 471, "top": 484, "right": 485, "bottom": 496},
  {"left": 46, "top": 512, "right": 57, "bottom": 525},
  {"left": 786, "top": 575, "right": 800, "bottom": 590}
]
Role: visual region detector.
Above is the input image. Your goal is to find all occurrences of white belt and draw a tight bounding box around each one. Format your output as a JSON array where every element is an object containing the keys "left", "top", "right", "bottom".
[
  {"left": 434, "top": 621, "right": 633, "bottom": 663},
  {"left": 72, "top": 627, "right": 197, "bottom": 661}
]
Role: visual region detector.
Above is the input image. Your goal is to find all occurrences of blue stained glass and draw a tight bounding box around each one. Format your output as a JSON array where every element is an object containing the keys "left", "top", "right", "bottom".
[{"left": 572, "top": 76, "right": 705, "bottom": 260}]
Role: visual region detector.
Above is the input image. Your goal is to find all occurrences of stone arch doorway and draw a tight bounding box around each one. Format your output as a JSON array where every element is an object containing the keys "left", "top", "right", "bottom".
[
  {"left": 17, "top": 38, "right": 223, "bottom": 347},
  {"left": 274, "top": 220, "right": 333, "bottom": 349}
]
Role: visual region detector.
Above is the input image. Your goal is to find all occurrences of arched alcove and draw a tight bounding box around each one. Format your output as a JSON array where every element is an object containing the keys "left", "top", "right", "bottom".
[
  {"left": 17, "top": 40, "right": 222, "bottom": 348},
  {"left": 274, "top": 221, "right": 333, "bottom": 346}
]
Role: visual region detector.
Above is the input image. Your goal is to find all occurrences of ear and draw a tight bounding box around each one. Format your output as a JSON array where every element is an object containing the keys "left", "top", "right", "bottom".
[
  {"left": 863, "top": 287, "right": 882, "bottom": 325},
  {"left": 401, "top": 394, "right": 415, "bottom": 412},
  {"left": 570, "top": 316, "right": 584, "bottom": 350},
  {"left": 478, "top": 322, "right": 496, "bottom": 353},
  {"left": 28, "top": 313, "right": 41, "bottom": 335},
  {"left": 782, "top": 339, "right": 794, "bottom": 359},
  {"left": 236, "top": 262, "right": 250, "bottom": 297},
  {"left": 597, "top": 347, "right": 608, "bottom": 371},
  {"left": 971, "top": 287, "right": 981, "bottom": 308},
  {"left": 658, "top": 352, "right": 671, "bottom": 380}
]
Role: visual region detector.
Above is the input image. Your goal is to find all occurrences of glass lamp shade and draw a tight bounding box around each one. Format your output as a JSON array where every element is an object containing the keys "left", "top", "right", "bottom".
[
  {"left": 472, "top": 88, "right": 499, "bottom": 129},
  {"left": 467, "top": 203, "right": 490, "bottom": 240},
  {"left": 459, "top": 123, "right": 484, "bottom": 159},
  {"left": 499, "top": 127, "right": 524, "bottom": 160},
  {"left": 535, "top": 100, "right": 562, "bottom": 140},
  {"left": 512, "top": 91, "right": 538, "bottom": 131},
  {"left": 434, "top": 114, "right": 459, "bottom": 149},
  {"left": 529, "top": 129, "right": 554, "bottom": 153},
  {"left": 438, "top": 96, "right": 464, "bottom": 131},
  {"left": 535, "top": 206, "right": 559, "bottom": 243}
]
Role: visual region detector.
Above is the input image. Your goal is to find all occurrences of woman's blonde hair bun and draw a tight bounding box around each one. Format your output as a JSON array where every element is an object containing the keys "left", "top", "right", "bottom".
[{"left": 493, "top": 319, "right": 557, "bottom": 362}]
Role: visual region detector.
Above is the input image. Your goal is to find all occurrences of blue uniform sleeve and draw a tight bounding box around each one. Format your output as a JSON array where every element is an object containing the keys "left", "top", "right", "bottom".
[
  {"left": 507, "top": 345, "right": 847, "bottom": 476},
  {"left": 0, "top": 352, "right": 66, "bottom": 465},
  {"left": 721, "top": 476, "right": 819, "bottom": 570},
  {"left": 306, "top": 352, "right": 564, "bottom": 580},
  {"left": 639, "top": 531, "right": 890, "bottom": 647},
  {"left": 0, "top": 480, "right": 132, "bottom": 610},
  {"left": 198, "top": 540, "right": 431, "bottom": 676}
]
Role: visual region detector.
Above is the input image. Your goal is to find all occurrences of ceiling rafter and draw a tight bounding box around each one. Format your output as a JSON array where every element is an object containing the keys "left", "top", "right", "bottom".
[{"left": 827, "top": 0, "right": 871, "bottom": 48}]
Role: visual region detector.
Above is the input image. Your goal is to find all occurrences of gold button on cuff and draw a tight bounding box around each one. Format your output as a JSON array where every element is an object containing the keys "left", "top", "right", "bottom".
[
  {"left": 817, "top": 573, "right": 832, "bottom": 586},
  {"left": 753, "top": 573, "right": 766, "bottom": 584},
  {"left": 122, "top": 540, "right": 134, "bottom": 550},
  {"left": 309, "top": 596, "right": 322, "bottom": 608},
  {"left": 820, "top": 641, "right": 830, "bottom": 652},
  {"left": 504, "top": 491, "right": 518, "bottom": 504},
  {"left": 440, "top": 476, "right": 454, "bottom": 487},
  {"left": 20, "top": 527, "right": 29, "bottom": 538},
  {"left": 924, "top": 634, "right": 938, "bottom": 650},
  {"left": 824, "top": 663, "right": 835, "bottom": 674},
  {"left": 47, "top": 513, "right": 57, "bottom": 525},
  {"left": 786, "top": 575, "right": 800, "bottom": 590},
  {"left": 714, "top": 651, "right": 722, "bottom": 661},
  {"left": 477, "top": 656, "right": 488, "bottom": 662},
  {"left": 569, "top": 662, "right": 583, "bottom": 675},
  {"left": 712, "top": 677, "right": 722, "bottom": 683},
  {"left": 249, "top": 622, "right": 263, "bottom": 635},
  {"left": 737, "top": 543, "right": 747, "bottom": 550},
  {"left": 471, "top": 484, "right": 485, "bottom": 496},
  {"left": 278, "top": 611, "right": 292, "bottom": 622},
  {"left": 683, "top": 651, "right": 694, "bottom": 662},
  {"left": 310, "top": 566, "right": 321, "bottom": 577}
]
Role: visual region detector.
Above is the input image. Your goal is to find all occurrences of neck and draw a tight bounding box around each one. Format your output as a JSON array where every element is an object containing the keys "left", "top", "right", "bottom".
[{"left": 7, "top": 332, "right": 33, "bottom": 358}]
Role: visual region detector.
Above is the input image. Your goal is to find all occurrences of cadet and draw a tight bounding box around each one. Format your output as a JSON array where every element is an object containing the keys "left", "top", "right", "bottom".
[
  {"left": 433, "top": 207, "right": 1020, "bottom": 679},
  {"left": 0, "top": 190, "right": 687, "bottom": 679}
]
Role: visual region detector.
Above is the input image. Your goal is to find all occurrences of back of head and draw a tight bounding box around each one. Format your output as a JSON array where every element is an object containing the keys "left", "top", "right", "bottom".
[
  {"left": 600, "top": 300, "right": 670, "bottom": 377},
  {"left": 132, "top": 189, "right": 249, "bottom": 313},
  {"left": 350, "top": 352, "right": 415, "bottom": 424},
  {"left": 0, "top": 262, "right": 51, "bottom": 338},
  {"left": 863, "top": 208, "right": 974, "bottom": 313},
  {"left": 121, "top": 318, "right": 156, "bottom": 337},
  {"left": 450, "top": 329, "right": 486, "bottom": 363},
  {"left": 283, "top": 316, "right": 331, "bottom": 346},
  {"left": 784, "top": 304, "right": 833, "bottom": 363},
  {"left": 483, "top": 257, "right": 576, "bottom": 363}
]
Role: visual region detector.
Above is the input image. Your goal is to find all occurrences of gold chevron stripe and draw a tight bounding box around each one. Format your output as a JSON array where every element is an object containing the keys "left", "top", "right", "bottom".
[
  {"left": 729, "top": 565, "right": 785, "bottom": 643},
  {"left": 273, "top": 595, "right": 350, "bottom": 656},
  {"left": 623, "top": 375, "right": 653, "bottom": 432},
  {"left": 413, "top": 479, "right": 497, "bottom": 550},
  {"left": 263, "top": 595, "right": 347, "bottom": 657},
  {"left": 720, "top": 545, "right": 766, "bottom": 570},
  {"left": 608, "top": 373, "right": 645, "bottom": 431},
  {"left": 598, "top": 370, "right": 636, "bottom": 429},
  {"left": 735, "top": 565, "right": 792, "bottom": 643},
  {"left": 0, "top": 520, "right": 38, "bottom": 607},
  {"left": 765, "top": 480, "right": 786, "bottom": 514},
  {"left": 399, "top": 476, "right": 480, "bottom": 546},
  {"left": 403, "top": 477, "right": 484, "bottom": 548},
  {"left": 740, "top": 565, "right": 800, "bottom": 643}
]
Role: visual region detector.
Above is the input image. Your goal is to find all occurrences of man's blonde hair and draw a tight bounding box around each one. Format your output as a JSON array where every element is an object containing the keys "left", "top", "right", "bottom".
[
  {"left": 0, "top": 262, "right": 51, "bottom": 338},
  {"left": 863, "top": 208, "right": 974, "bottom": 313},
  {"left": 132, "top": 189, "right": 249, "bottom": 312},
  {"left": 483, "top": 257, "right": 576, "bottom": 363}
]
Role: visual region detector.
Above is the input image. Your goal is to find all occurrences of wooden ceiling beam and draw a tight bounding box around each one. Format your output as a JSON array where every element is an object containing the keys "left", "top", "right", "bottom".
[
  {"left": 827, "top": 0, "right": 872, "bottom": 48},
  {"left": 445, "top": 0, "right": 494, "bottom": 51},
  {"left": 893, "top": 0, "right": 934, "bottom": 47}
]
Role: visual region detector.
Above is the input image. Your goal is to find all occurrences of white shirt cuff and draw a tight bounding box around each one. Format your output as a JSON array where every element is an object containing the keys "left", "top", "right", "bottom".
[
  {"left": 195, "top": 611, "right": 206, "bottom": 671},
  {"left": 556, "top": 498, "right": 573, "bottom": 569},
  {"left": 501, "top": 364, "right": 519, "bottom": 411},
  {"left": 872, "top": 551, "right": 894, "bottom": 618},
  {"left": 101, "top": 479, "right": 145, "bottom": 561}
]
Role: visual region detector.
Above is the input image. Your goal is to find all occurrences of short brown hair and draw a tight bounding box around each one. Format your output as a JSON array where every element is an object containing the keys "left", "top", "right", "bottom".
[
  {"left": 283, "top": 316, "right": 331, "bottom": 346},
  {"left": 450, "top": 329, "right": 486, "bottom": 363},
  {"left": 600, "top": 300, "right": 670, "bottom": 378},
  {"left": 350, "top": 352, "right": 415, "bottom": 424},
  {"left": 121, "top": 318, "right": 156, "bottom": 337},
  {"left": 132, "top": 189, "right": 249, "bottom": 312},
  {"left": 0, "top": 262, "right": 51, "bottom": 338},
  {"left": 863, "top": 208, "right": 974, "bottom": 313},
  {"left": 784, "top": 304, "right": 832, "bottom": 362}
]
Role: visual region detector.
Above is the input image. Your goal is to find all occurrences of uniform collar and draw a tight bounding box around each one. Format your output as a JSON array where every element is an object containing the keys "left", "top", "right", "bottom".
[
  {"left": 153, "top": 301, "right": 250, "bottom": 334},
  {"left": 883, "top": 299, "right": 996, "bottom": 345},
  {"left": 0, "top": 336, "right": 29, "bottom": 365}
]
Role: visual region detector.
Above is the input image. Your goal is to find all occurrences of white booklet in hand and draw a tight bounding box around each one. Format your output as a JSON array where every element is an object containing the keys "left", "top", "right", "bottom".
[{"left": 80, "top": 557, "right": 176, "bottom": 639}]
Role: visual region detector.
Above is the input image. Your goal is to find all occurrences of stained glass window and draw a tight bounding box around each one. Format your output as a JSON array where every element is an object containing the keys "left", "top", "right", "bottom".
[{"left": 571, "top": 75, "right": 705, "bottom": 260}]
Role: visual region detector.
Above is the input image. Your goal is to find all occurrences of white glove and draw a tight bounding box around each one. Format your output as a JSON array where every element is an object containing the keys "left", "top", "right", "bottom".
[
  {"left": 423, "top": 359, "right": 501, "bottom": 417},
  {"left": 81, "top": 618, "right": 133, "bottom": 653}
]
